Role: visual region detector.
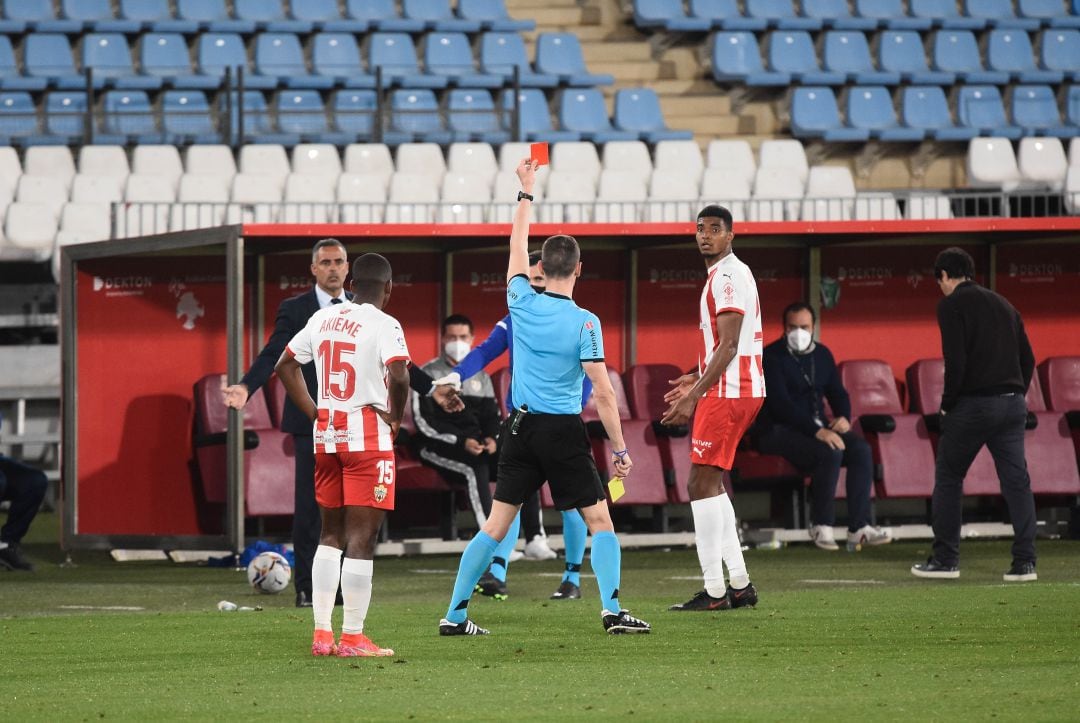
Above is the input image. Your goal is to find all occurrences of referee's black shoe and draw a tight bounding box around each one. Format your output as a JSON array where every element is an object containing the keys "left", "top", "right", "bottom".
[
  {"left": 475, "top": 572, "right": 508, "bottom": 600},
  {"left": 439, "top": 618, "right": 490, "bottom": 636},
  {"left": 602, "top": 609, "right": 651, "bottom": 634},
  {"left": 550, "top": 580, "right": 581, "bottom": 600}
]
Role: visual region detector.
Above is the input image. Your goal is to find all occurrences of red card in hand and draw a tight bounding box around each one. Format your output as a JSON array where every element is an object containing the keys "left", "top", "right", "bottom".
[{"left": 530, "top": 142, "right": 549, "bottom": 166}]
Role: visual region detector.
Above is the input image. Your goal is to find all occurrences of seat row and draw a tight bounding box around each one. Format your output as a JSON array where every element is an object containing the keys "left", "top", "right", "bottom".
[
  {"left": 791, "top": 84, "right": 1079, "bottom": 142},
  {"left": 0, "top": 0, "right": 532, "bottom": 36},
  {"left": 968, "top": 136, "right": 1080, "bottom": 208},
  {"left": 711, "top": 29, "right": 1079, "bottom": 88}
]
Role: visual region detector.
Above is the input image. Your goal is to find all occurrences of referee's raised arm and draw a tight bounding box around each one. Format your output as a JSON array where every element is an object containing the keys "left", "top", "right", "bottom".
[{"left": 506, "top": 158, "right": 537, "bottom": 284}]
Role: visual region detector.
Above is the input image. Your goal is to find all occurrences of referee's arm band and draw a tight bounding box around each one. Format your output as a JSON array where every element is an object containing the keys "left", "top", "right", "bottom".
[{"left": 581, "top": 358, "right": 605, "bottom": 363}]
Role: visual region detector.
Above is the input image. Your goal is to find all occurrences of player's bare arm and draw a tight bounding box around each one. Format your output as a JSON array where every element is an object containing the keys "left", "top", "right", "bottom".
[
  {"left": 506, "top": 158, "right": 536, "bottom": 284},
  {"left": 381, "top": 359, "right": 410, "bottom": 440},
  {"left": 661, "top": 311, "right": 743, "bottom": 426},
  {"left": 583, "top": 361, "right": 633, "bottom": 478},
  {"left": 274, "top": 351, "right": 317, "bottom": 422}
]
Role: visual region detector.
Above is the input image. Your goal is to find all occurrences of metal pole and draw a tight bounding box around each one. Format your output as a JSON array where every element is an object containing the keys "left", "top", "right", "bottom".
[
  {"left": 512, "top": 65, "right": 521, "bottom": 142},
  {"left": 223, "top": 66, "right": 233, "bottom": 148},
  {"left": 237, "top": 65, "right": 245, "bottom": 146},
  {"left": 225, "top": 231, "right": 245, "bottom": 558},
  {"left": 374, "top": 66, "right": 384, "bottom": 144},
  {"left": 84, "top": 67, "right": 94, "bottom": 145}
]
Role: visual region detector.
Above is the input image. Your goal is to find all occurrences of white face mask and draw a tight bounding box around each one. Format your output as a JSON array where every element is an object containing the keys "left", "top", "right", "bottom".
[
  {"left": 444, "top": 340, "right": 471, "bottom": 362},
  {"left": 786, "top": 328, "right": 813, "bottom": 354}
]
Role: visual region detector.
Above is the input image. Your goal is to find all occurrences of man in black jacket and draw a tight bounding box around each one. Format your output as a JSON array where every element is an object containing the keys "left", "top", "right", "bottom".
[
  {"left": 912, "top": 247, "right": 1038, "bottom": 582},
  {"left": 758, "top": 302, "right": 891, "bottom": 552},
  {"left": 223, "top": 239, "right": 460, "bottom": 607}
]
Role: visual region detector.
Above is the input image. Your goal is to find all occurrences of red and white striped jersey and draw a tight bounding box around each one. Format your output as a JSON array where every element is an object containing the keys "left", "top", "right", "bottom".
[
  {"left": 697, "top": 252, "right": 765, "bottom": 399},
  {"left": 285, "top": 302, "right": 410, "bottom": 453}
]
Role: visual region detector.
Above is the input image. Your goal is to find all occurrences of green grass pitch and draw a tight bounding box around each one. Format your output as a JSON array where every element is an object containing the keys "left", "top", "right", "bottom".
[{"left": 2, "top": 521, "right": 1078, "bottom": 721}]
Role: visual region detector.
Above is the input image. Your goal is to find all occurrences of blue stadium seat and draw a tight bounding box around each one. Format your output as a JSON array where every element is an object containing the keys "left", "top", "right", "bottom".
[
  {"left": 3, "top": 0, "right": 82, "bottom": 33},
  {"left": 119, "top": 0, "right": 199, "bottom": 33},
  {"left": 1039, "top": 0, "right": 1080, "bottom": 28},
  {"left": 447, "top": 88, "right": 510, "bottom": 143},
  {"left": 853, "top": 0, "right": 933, "bottom": 30},
  {"left": 878, "top": 30, "right": 955, "bottom": 83},
  {"left": 479, "top": 32, "right": 559, "bottom": 87},
  {"left": 25, "top": 34, "right": 88, "bottom": 89},
  {"left": 197, "top": 33, "right": 277, "bottom": 89},
  {"left": 1067, "top": 85, "right": 1080, "bottom": 124},
  {"left": 233, "top": 0, "right": 311, "bottom": 33},
  {"left": 687, "top": 0, "right": 767, "bottom": 31},
  {"left": 964, "top": 0, "right": 1040, "bottom": 30},
  {"left": 458, "top": 0, "right": 536, "bottom": 32},
  {"left": 61, "top": 0, "right": 141, "bottom": 33},
  {"left": 1039, "top": 29, "right": 1080, "bottom": 80},
  {"left": 802, "top": 0, "right": 877, "bottom": 30},
  {"left": 559, "top": 88, "right": 639, "bottom": 143},
  {"left": 711, "top": 31, "right": 791, "bottom": 85},
  {"left": 403, "top": 0, "right": 482, "bottom": 33},
  {"left": 0, "top": 92, "right": 40, "bottom": 145},
  {"left": 345, "top": 0, "right": 425, "bottom": 32},
  {"left": 790, "top": 86, "right": 869, "bottom": 141},
  {"left": 909, "top": 0, "right": 985, "bottom": 29},
  {"left": 633, "top": 0, "right": 711, "bottom": 32},
  {"left": 255, "top": 33, "right": 335, "bottom": 89},
  {"left": 768, "top": 31, "right": 845, "bottom": 85},
  {"left": 424, "top": 32, "right": 504, "bottom": 88},
  {"left": 45, "top": 91, "right": 88, "bottom": 141},
  {"left": 83, "top": 33, "right": 163, "bottom": 89},
  {"left": 312, "top": 34, "right": 376, "bottom": 88},
  {"left": 332, "top": 89, "right": 377, "bottom": 139},
  {"left": 0, "top": 37, "right": 48, "bottom": 91},
  {"left": 289, "top": 0, "right": 368, "bottom": 32},
  {"left": 613, "top": 87, "right": 693, "bottom": 142},
  {"left": 369, "top": 32, "right": 449, "bottom": 88},
  {"left": 535, "top": 33, "right": 615, "bottom": 86},
  {"left": 900, "top": 85, "right": 979, "bottom": 140},
  {"left": 745, "top": 0, "right": 821, "bottom": 29},
  {"left": 162, "top": 90, "right": 218, "bottom": 143},
  {"left": 1011, "top": 84, "right": 1072, "bottom": 136},
  {"left": 218, "top": 89, "right": 294, "bottom": 143},
  {"left": 101, "top": 90, "right": 157, "bottom": 142},
  {"left": 932, "top": 30, "right": 1010, "bottom": 83},
  {"left": 987, "top": 29, "right": 1064, "bottom": 83},
  {"left": 141, "top": 33, "right": 221, "bottom": 89},
  {"left": 390, "top": 88, "right": 452, "bottom": 144},
  {"left": 500, "top": 88, "right": 580, "bottom": 141},
  {"left": 956, "top": 85, "right": 1023, "bottom": 138},
  {"left": 847, "top": 85, "right": 925, "bottom": 140},
  {"left": 276, "top": 90, "right": 352, "bottom": 143},
  {"left": 176, "top": 0, "right": 255, "bottom": 33},
  {"left": 823, "top": 31, "right": 901, "bottom": 84}
]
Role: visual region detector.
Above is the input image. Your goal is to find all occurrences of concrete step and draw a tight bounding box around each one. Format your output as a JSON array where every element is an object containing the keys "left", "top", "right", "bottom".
[
  {"left": 659, "top": 94, "right": 733, "bottom": 116},
  {"left": 642, "top": 78, "right": 719, "bottom": 95},
  {"left": 589, "top": 60, "right": 674, "bottom": 82},
  {"left": 580, "top": 40, "right": 654, "bottom": 63},
  {"left": 671, "top": 114, "right": 742, "bottom": 135},
  {"left": 505, "top": 0, "right": 581, "bottom": 7}
]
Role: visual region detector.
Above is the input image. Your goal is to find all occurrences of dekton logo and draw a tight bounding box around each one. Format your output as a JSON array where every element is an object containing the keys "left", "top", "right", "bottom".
[
  {"left": 280, "top": 276, "right": 311, "bottom": 291},
  {"left": 470, "top": 271, "right": 506, "bottom": 286},
  {"left": 93, "top": 276, "right": 151, "bottom": 297},
  {"left": 1009, "top": 262, "right": 1062, "bottom": 278},
  {"left": 837, "top": 266, "right": 892, "bottom": 282}
]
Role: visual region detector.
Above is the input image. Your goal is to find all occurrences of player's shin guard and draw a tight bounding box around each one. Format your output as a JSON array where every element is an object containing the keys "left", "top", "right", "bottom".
[
  {"left": 589, "top": 530, "right": 622, "bottom": 612},
  {"left": 489, "top": 512, "right": 521, "bottom": 583},
  {"left": 690, "top": 496, "right": 727, "bottom": 598},
  {"left": 340, "top": 557, "right": 373, "bottom": 635},
  {"left": 717, "top": 493, "right": 750, "bottom": 589},
  {"left": 312, "top": 545, "right": 343, "bottom": 631},
  {"left": 561, "top": 510, "right": 587, "bottom": 585},
  {"left": 445, "top": 531, "right": 498, "bottom": 624}
]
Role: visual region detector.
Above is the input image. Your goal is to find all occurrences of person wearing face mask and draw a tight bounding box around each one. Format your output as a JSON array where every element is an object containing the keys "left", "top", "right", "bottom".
[
  {"left": 412, "top": 314, "right": 503, "bottom": 541},
  {"left": 756, "top": 302, "right": 892, "bottom": 552}
]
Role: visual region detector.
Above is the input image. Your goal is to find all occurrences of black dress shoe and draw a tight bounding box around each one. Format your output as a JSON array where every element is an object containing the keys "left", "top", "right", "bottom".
[
  {"left": 911, "top": 558, "right": 960, "bottom": 579},
  {"left": 1003, "top": 561, "right": 1037, "bottom": 582},
  {"left": 295, "top": 591, "right": 313, "bottom": 608}
]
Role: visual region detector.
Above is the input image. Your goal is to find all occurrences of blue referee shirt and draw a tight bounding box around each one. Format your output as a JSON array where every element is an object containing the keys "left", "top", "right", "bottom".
[{"left": 506, "top": 274, "right": 604, "bottom": 415}]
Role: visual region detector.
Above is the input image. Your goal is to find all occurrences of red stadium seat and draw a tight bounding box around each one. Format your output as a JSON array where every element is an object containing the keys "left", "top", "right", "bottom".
[
  {"left": 393, "top": 392, "right": 458, "bottom": 540},
  {"left": 1024, "top": 374, "right": 1080, "bottom": 495},
  {"left": 840, "top": 360, "right": 936, "bottom": 498}
]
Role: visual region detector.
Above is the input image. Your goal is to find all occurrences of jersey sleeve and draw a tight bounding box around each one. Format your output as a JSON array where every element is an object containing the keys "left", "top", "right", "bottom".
[
  {"left": 285, "top": 314, "right": 316, "bottom": 365},
  {"left": 506, "top": 274, "right": 533, "bottom": 310},
  {"left": 711, "top": 267, "right": 749, "bottom": 316},
  {"left": 578, "top": 311, "right": 605, "bottom": 362},
  {"left": 379, "top": 317, "right": 411, "bottom": 366}
]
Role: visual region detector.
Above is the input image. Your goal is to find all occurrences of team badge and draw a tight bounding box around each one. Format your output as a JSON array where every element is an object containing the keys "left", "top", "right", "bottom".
[{"left": 374, "top": 484, "right": 388, "bottom": 503}]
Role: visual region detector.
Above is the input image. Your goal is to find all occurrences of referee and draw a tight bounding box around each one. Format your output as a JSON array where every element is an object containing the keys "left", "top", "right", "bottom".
[
  {"left": 912, "top": 247, "right": 1038, "bottom": 582},
  {"left": 438, "top": 159, "right": 651, "bottom": 636}
]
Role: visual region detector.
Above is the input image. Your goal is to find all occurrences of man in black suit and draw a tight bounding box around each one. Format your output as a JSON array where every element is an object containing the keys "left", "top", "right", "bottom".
[{"left": 224, "top": 238, "right": 461, "bottom": 607}]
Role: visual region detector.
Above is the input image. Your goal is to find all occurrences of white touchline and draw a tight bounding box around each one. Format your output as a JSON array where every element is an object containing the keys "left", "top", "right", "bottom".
[{"left": 59, "top": 605, "right": 147, "bottom": 611}]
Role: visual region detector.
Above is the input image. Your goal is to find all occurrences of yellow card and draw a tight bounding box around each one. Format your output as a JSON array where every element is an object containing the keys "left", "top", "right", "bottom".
[{"left": 607, "top": 476, "right": 625, "bottom": 503}]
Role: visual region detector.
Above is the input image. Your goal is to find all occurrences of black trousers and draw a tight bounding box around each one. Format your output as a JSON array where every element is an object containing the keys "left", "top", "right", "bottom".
[
  {"left": 0, "top": 456, "right": 47, "bottom": 545},
  {"left": 757, "top": 425, "right": 874, "bottom": 530},
  {"left": 418, "top": 438, "right": 494, "bottom": 528},
  {"left": 933, "top": 394, "right": 1036, "bottom": 567},
  {"left": 292, "top": 435, "right": 319, "bottom": 597}
]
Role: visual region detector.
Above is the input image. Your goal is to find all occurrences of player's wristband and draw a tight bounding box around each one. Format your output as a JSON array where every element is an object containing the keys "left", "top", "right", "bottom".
[
  {"left": 612, "top": 449, "right": 629, "bottom": 459},
  {"left": 517, "top": 191, "right": 534, "bottom": 202}
]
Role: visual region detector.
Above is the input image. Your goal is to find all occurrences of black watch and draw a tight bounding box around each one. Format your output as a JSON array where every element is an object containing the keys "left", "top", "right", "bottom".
[{"left": 517, "top": 191, "right": 534, "bottom": 202}]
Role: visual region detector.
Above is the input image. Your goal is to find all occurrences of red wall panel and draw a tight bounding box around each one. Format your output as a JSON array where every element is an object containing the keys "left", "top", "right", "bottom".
[{"left": 995, "top": 243, "right": 1080, "bottom": 362}]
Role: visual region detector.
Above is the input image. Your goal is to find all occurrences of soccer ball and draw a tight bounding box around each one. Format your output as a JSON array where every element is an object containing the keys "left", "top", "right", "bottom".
[{"left": 246, "top": 551, "right": 291, "bottom": 594}]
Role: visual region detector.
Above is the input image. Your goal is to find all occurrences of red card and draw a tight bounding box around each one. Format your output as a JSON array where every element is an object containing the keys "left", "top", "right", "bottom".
[{"left": 530, "top": 142, "right": 549, "bottom": 166}]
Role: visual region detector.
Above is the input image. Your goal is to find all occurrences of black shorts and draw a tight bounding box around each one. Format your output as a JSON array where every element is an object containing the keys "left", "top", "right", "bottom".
[{"left": 494, "top": 411, "right": 606, "bottom": 511}]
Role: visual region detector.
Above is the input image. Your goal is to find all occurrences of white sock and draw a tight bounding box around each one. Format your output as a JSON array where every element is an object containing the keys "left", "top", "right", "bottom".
[
  {"left": 341, "top": 557, "right": 374, "bottom": 635},
  {"left": 312, "top": 545, "right": 343, "bottom": 632},
  {"left": 690, "top": 496, "right": 727, "bottom": 598},
  {"left": 718, "top": 493, "right": 750, "bottom": 589}
]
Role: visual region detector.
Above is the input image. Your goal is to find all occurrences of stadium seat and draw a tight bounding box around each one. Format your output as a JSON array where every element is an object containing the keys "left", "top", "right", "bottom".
[
  {"left": 654, "top": 139, "right": 705, "bottom": 183},
  {"left": 595, "top": 169, "right": 645, "bottom": 223},
  {"left": 229, "top": 172, "right": 283, "bottom": 223},
  {"left": 403, "top": 0, "right": 481, "bottom": 32},
  {"left": 0, "top": 146, "right": 20, "bottom": 194},
  {"left": 711, "top": 31, "right": 791, "bottom": 85},
  {"left": 1039, "top": 355, "right": 1080, "bottom": 413},
  {"left": 878, "top": 31, "right": 955, "bottom": 83},
  {"left": 197, "top": 34, "right": 277, "bottom": 90},
  {"left": 987, "top": 29, "right": 1064, "bottom": 83},
  {"left": 802, "top": 0, "right": 878, "bottom": 30},
  {"left": 4, "top": 202, "right": 59, "bottom": 252},
  {"left": 907, "top": 192, "right": 954, "bottom": 218},
  {"left": 345, "top": 143, "right": 395, "bottom": 184},
  {"left": 479, "top": 32, "right": 559, "bottom": 87},
  {"left": 1011, "top": 85, "right": 1072, "bottom": 137},
  {"left": 1040, "top": 30, "right": 1080, "bottom": 79},
  {"left": 117, "top": 173, "right": 173, "bottom": 237},
  {"left": 539, "top": 169, "right": 596, "bottom": 223},
  {"left": 57, "top": 202, "right": 111, "bottom": 245},
  {"left": 424, "top": 32, "right": 503, "bottom": 88},
  {"left": 99, "top": 90, "right": 157, "bottom": 144},
  {"left": 706, "top": 139, "right": 756, "bottom": 184},
  {"left": 292, "top": 143, "right": 342, "bottom": 178},
  {"left": 501, "top": 88, "right": 581, "bottom": 142},
  {"left": 337, "top": 172, "right": 388, "bottom": 223},
  {"left": 790, "top": 86, "right": 870, "bottom": 141},
  {"left": 801, "top": 165, "right": 856, "bottom": 220},
  {"left": 0, "top": 92, "right": 41, "bottom": 145},
  {"left": 910, "top": 0, "right": 986, "bottom": 29},
  {"left": 759, "top": 138, "right": 809, "bottom": 185},
  {"left": 140, "top": 33, "right": 219, "bottom": 90},
  {"left": 233, "top": 0, "right": 311, "bottom": 33},
  {"left": 745, "top": 0, "right": 821, "bottom": 29},
  {"left": 218, "top": 90, "right": 289, "bottom": 143},
  {"left": 395, "top": 143, "right": 447, "bottom": 192},
  {"left": 25, "top": 34, "right": 88, "bottom": 90},
  {"left": 162, "top": 90, "right": 217, "bottom": 144},
  {"left": 700, "top": 168, "right": 750, "bottom": 221},
  {"left": 0, "top": 37, "right": 47, "bottom": 92},
  {"left": 119, "top": 0, "right": 199, "bottom": 33},
  {"left": 125, "top": 174, "right": 176, "bottom": 203},
  {"left": 559, "top": 89, "right": 638, "bottom": 143},
  {"left": 847, "top": 85, "right": 925, "bottom": 141},
  {"left": 1017, "top": 136, "right": 1068, "bottom": 189},
  {"left": 1068, "top": 85, "right": 1080, "bottom": 125},
  {"left": 176, "top": 0, "right": 255, "bottom": 33},
  {"left": 535, "top": 33, "right": 615, "bottom": 86},
  {"left": 369, "top": 33, "right": 448, "bottom": 89},
  {"left": 281, "top": 173, "right": 337, "bottom": 223},
  {"left": 386, "top": 171, "right": 439, "bottom": 223},
  {"left": 438, "top": 172, "right": 491, "bottom": 223},
  {"left": 389, "top": 89, "right": 450, "bottom": 144},
  {"left": 332, "top": 90, "right": 378, "bottom": 139},
  {"left": 498, "top": 141, "right": 534, "bottom": 171},
  {"left": 79, "top": 145, "right": 129, "bottom": 180},
  {"left": 309, "top": 34, "right": 373, "bottom": 89},
  {"left": 967, "top": 136, "right": 1023, "bottom": 190},
  {"left": 2, "top": 0, "right": 82, "bottom": 34},
  {"left": 458, "top": 0, "right": 535, "bottom": 32},
  {"left": 1023, "top": 373, "right": 1080, "bottom": 495},
  {"left": 447, "top": 142, "right": 498, "bottom": 182},
  {"left": 239, "top": 144, "right": 290, "bottom": 190},
  {"left": 550, "top": 141, "right": 602, "bottom": 183},
  {"left": 900, "top": 86, "right": 979, "bottom": 141},
  {"left": 633, "top": 0, "right": 711, "bottom": 31},
  {"left": 289, "top": 0, "right": 367, "bottom": 32},
  {"left": 134, "top": 145, "right": 184, "bottom": 190},
  {"left": 685, "top": 0, "right": 766, "bottom": 30},
  {"left": 344, "top": 0, "right": 425, "bottom": 32},
  {"left": 822, "top": 31, "right": 901, "bottom": 85},
  {"left": 768, "top": 31, "right": 845, "bottom": 84},
  {"left": 840, "top": 359, "right": 937, "bottom": 498},
  {"left": 853, "top": 0, "right": 933, "bottom": 30},
  {"left": 645, "top": 169, "right": 697, "bottom": 222},
  {"left": 957, "top": 86, "right": 1022, "bottom": 139},
  {"left": 276, "top": 90, "right": 344, "bottom": 143},
  {"left": 616, "top": 86, "right": 694, "bottom": 141},
  {"left": 255, "top": 34, "right": 334, "bottom": 89},
  {"left": 1024, "top": 0, "right": 1080, "bottom": 28},
  {"left": 488, "top": 170, "right": 541, "bottom": 218},
  {"left": 24, "top": 146, "right": 76, "bottom": 190},
  {"left": 932, "top": 30, "right": 1010, "bottom": 83},
  {"left": 854, "top": 191, "right": 902, "bottom": 220},
  {"left": 16, "top": 175, "right": 67, "bottom": 219},
  {"left": 83, "top": 33, "right": 162, "bottom": 90},
  {"left": 602, "top": 140, "right": 653, "bottom": 185},
  {"left": 71, "top": 174, "right": 124, "bottom": 204},
  {"left": 751, "top": 167, "right": 804, "bottom": 220},
  {"left": 43, "top": 92, "right": 87, "bottom": 142},
  {"left": 964, "top": 0, "right": 1040, "bottom": 30},
  {"left": 447, "top": 89, "right": 509, "bottom": 143},
  {"left": 61, "top": 0, "right": 140, "bottom": 33}
]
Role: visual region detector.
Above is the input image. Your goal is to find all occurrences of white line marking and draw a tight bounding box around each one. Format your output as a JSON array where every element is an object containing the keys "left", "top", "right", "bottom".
[
  {"left": 409, "top": 569, "right": 457, "bottom": 574},
  {"left": 798, "top": 579, "right": 885, "bottom": 585},
  {"left": 58, "top": 605, "right": 146, "bottom": 611}
]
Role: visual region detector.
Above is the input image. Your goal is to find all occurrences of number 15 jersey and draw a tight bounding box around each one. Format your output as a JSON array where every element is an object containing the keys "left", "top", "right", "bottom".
[{"left": 285, "top": 301, "right": 410, "bottom": 454}]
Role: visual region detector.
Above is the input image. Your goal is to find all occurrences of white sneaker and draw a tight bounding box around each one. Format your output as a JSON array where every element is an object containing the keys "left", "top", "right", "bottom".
[
  {"left": 809, "top": 525, "right": 839, "bottom": 551},
  {"left": 509, "top": 550, "right": 524, "bottom": 563},
  {"left": 847, "top": 525, "right": 893, "bottom": 552},
  {"left": 523, "top": 535, "right": 558, "bottom": 561}
]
